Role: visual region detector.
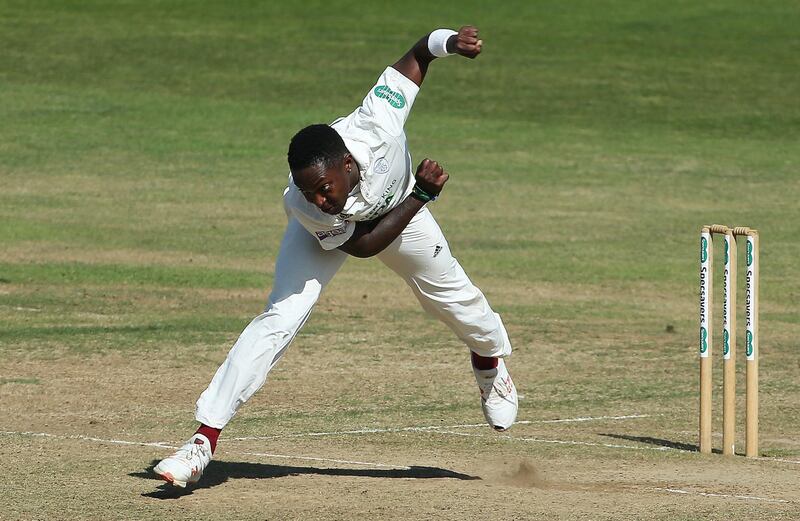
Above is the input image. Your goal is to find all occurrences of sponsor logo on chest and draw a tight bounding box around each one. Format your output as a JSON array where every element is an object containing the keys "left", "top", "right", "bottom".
[
  {"left": 315, "top": 227, "right": 348, "bottom": 241},
  {"left": 364, "top": 178, "right": 398, "bottom": 220}
]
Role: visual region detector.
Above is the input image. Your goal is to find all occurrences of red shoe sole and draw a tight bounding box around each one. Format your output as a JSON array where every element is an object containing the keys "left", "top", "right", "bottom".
[{"left": 156, "top": 471, "right": 187, "bottom": 488}]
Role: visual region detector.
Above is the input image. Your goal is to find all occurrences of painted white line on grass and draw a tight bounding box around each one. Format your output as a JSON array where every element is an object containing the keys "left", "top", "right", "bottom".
[
  {"left": 3, "top": 428, "right": 799, "bottom": 471},
  {"left": 654, "top": 487, "right": 789, "bottom": 504},
  {"left": 0, "top": 431, "right": 178, "bottom": 449},
  {"left": 432, "top": 430, "right": 674, "bottom": 452},
  {"left": 225, "top": 414, "right": 651, "bottom": 442},
  {"left": 535, "top": 414, "right": 651, "bottom": 424},
  {"left": 762, "top": 457, "right": 800, "bottom": 465},
  {"left": 0, "top": 431, "right": 409, "bottom": 469},
  {"left": 432, "top": 430, "right": 800, "bottom": 469}
]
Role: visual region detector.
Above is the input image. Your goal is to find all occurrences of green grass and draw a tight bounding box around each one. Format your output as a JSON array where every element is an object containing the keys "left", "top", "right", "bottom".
[
  {"left": 0, "top": 377, "right": 40, "bottom": 385},
  {"left": 0, "top": 262, "right": 269, "bottom": 288},
  {"left": 2, "top": 0, "right": 798, "bottom": 418}
]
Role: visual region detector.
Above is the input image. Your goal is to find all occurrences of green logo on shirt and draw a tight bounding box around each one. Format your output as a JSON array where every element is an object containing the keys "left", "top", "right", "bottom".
[{"left": 374, "top": 85, "right": 406, "bottom": 109}]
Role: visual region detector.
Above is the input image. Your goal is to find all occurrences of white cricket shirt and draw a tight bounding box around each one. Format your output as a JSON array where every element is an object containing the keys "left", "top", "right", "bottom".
[{"left": 284, "top": 66, "right": 420, "bottom": 250}]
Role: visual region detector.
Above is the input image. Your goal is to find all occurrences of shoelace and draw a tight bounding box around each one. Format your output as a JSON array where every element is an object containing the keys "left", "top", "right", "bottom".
[
  {"left": 476, "top": 372, "right": 514, "bottom": 401},
  {"left": 178, "top": 443, "right": 208, "bottom": 463},
  {"left": 475, "top": 374, "right": 498, "bottom": 397}
]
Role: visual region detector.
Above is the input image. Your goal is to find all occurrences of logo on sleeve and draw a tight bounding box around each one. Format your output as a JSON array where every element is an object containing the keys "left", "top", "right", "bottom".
[
  {"left": 315, "top": 227, "right": 348, "bottom": 241},
  {"left": 373, "top": 157, "right": 390, "bottom": 174},
  {"left": 373, "top": 85, "right": 406, "bottom": 109}
]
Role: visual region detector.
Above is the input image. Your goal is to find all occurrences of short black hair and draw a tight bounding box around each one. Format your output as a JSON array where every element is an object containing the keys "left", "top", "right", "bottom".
[{"left": 287, "top": 124, "right": 348, "bottom": 173}]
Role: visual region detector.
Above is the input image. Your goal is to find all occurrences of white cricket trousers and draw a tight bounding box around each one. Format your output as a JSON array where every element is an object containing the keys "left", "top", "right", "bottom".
[{"left": 195, "top": 206, "right": 512, "bottom": 428}]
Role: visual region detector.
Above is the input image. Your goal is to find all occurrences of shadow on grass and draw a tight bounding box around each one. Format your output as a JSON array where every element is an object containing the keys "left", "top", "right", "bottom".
[
  {"left": 598, "top": 433, "right": 722, "bottom": 454},
  {"left": 132, "top": 460, "right": 481, "bottom": 499}
]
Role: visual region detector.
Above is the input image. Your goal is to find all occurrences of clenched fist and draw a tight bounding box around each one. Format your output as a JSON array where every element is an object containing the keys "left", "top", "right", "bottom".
[
  {"left": 414, "top": 158, "right": 449, "bottom": 197},
  {"left": 449, "top": 26, "right": 482, "bottom": 59}
]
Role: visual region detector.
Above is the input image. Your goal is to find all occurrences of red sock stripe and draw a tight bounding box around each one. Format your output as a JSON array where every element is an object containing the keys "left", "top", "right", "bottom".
[
  {"left": 195, "top": 424, "right": 222, "bottom": 454},
  {"left": 471, "top": 351, "right": 499, "bottom": 370}
]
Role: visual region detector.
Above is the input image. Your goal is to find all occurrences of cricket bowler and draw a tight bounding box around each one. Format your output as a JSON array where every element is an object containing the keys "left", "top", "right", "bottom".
[{"left": 154, "top": 25, "right": 518, "bottom": 488}]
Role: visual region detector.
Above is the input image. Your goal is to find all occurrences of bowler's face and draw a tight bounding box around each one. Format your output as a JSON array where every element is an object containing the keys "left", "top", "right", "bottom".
[{"left": 293, "top": 162, "right": 350, "bottom": 215}]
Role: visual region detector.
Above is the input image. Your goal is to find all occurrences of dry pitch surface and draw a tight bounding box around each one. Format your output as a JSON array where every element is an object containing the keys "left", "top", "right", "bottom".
[{"left": 2, "top": 267, "right": 799, "bottom": 520}]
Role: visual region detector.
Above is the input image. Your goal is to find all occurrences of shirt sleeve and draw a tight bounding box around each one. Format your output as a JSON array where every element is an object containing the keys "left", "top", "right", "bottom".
[
  {"left": 284, "top": 186, "right": 355, "bottom": 250},
  {"left": 355, "top": 66, "right": 420, "bottom": 136}
]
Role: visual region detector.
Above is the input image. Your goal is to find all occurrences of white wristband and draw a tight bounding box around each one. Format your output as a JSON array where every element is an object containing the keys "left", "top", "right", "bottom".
[{"left": 427, "top": 29, "right": 457, "bottom": 58}]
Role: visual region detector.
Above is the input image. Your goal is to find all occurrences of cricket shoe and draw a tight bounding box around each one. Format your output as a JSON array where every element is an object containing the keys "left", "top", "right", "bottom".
[
  {"left": 473, "top": 358, "right": 518, "bottom": 431},
  {"left": 153, "top": 433, "right": 212, "bottom": 487}
]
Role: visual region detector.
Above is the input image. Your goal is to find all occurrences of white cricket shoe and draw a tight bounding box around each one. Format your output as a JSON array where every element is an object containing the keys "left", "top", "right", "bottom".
[
  {"left": 153, "top": 433, "right": 212, "bottom": 487},
  {"left": 473, "top": 358, "right": 518, "bottom": 431}
]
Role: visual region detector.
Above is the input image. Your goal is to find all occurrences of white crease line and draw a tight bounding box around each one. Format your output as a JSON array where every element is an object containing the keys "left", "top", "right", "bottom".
[
  {"left": 654, "top": 487, "right": 789, "bottom": 504},
  {"left": 433, "top": 430, "right": 800, "bottom": 467},
  {"left": 433, "top": 430, "right": 673, "bottom": 452},
  {"left": 535, "top": 414, "right": 651, "bottom": 424},
  {"left": 226, "top": 414, "right": 651, "bottom": 442},
  {"left": 0, "top": 431, "right": 409, "bottom": 470},
  {"left": 0, "top": 431, "right": 177, "bottom": 449},
  {"left": 3, "top": 429, "right": 799, "bottom": 471},
  {"left": 764, "top": 458, "right": 800, "bottom": 465}
]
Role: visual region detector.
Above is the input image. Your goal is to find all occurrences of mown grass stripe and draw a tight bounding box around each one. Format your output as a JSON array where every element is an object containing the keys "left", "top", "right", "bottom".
[{"left": 0, "top": 262, "right": 269, "bottom": 289}]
